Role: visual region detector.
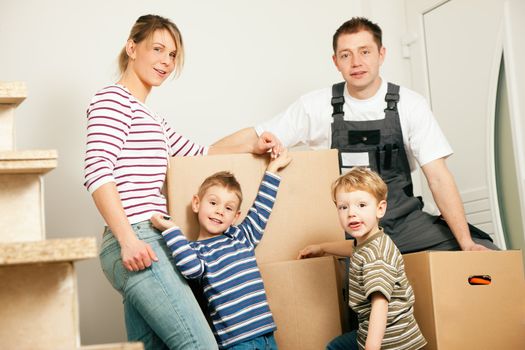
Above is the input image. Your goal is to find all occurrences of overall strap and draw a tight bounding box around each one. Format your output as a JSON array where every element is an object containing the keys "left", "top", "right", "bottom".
[
  {"left": 384, "top": 83, "right": 400, "bottom": 112},
  {"left": 331, "top": 82, "right": 346, "bottom": 120}
]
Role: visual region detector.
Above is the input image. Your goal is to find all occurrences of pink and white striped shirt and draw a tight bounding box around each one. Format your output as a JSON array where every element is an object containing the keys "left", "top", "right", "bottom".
[{"left": 84, "top": 84, "right": 207, "bottom": 224}]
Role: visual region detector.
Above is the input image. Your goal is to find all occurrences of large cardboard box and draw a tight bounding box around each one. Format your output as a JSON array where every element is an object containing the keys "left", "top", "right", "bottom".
[
  {"left": 167, "top": 150, "right": 347, "bottom": 348},
  {"left": 403, "top": 250, "right": 525, "bottom": 350},
  {"left": 259, "top": 256, "right": 344, "bottom": 350},
  {"left": 167, "top": 149, "right": 344, "bottom": 264}
]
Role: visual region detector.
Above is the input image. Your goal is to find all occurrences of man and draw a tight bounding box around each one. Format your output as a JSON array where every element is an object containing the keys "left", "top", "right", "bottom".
[{"left": 213, "top": 17, "right": 497, "bottom": 253}]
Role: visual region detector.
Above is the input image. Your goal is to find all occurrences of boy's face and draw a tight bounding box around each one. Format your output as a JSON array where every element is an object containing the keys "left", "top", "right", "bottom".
[
  {"left": 335, "top": 189, "right": 386, "bottom": 245},
  {"left": 192, "top": 185, "right": 241, "bottom": 239},
  {"left": 332, "top": 30, "right": 385, "bottom": 98}
]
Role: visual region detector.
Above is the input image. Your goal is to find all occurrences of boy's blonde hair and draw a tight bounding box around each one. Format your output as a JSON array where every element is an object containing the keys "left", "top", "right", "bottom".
[
  {"left": 331, "top": 167, "right": 387, "bottom": 203},
  {"left": 198, "top": 171, "right": 243, "bottom": 207}
]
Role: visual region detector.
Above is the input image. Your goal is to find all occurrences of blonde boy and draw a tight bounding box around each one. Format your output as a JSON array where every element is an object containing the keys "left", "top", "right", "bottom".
[
  {"left": 151, "top": 150, "right": 291, "bottom": 349},
  {"left": 298, "top": 167, "right": 426, "bottom": 350}
]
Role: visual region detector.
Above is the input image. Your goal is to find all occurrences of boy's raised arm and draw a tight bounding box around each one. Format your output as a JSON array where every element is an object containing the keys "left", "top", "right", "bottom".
[
  {"left": 266, "top": 148, "right": 292, "bottom": 174},
  {"left": 235, "top": 150, "right": 292, "bottom": 245}
]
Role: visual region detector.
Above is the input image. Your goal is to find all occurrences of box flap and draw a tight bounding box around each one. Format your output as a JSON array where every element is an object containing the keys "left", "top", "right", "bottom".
[
  {"left": 259, "top": 256, "right": 343, "bottom": 349},
  {"left": 403, "top": 252, "right": 438, "bottom": 349}
]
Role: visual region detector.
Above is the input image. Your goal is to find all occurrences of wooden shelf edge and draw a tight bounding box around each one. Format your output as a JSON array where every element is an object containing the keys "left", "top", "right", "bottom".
[
  {"left": 0, "top": 81, "right": 27, "bottom": 106},
  {"left": 0, "top": 149, "right": 58, "bottom": 174},
  {"left": 0, "top": 237, "right": 98, "bottom": 266},
  {"left": 79, "top": 342, "right": 144, "bottom": 350},
  {"left": 0, "top": 159, "right": 58, "bottom": 174},
  {"left": 0, "top": 149, "right": 58, "bottom": 160}
]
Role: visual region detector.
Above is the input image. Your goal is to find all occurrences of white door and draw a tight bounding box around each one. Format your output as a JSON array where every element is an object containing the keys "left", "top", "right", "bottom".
[{"left": 405, "top": 0, "right": 525, "bottom": 250}]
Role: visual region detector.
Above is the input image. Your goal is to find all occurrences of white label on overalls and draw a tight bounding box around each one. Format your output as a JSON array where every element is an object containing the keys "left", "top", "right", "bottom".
[{"left": 341, "top": 152, "right": 369, "bottom": 167}]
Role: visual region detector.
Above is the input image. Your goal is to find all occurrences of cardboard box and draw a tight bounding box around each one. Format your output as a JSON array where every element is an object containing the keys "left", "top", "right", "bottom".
[
  {"left": 167, "top": 149, "right": 344, "bottom": 264},
  {"left": 167, "top": 150, "right": 347, "bottom": 347},
  {"left": 403, "top": 250, "right": 525, "bottom": 349},
  {"left": 259, "top": 256, "right": 344, "bottom": 350}
]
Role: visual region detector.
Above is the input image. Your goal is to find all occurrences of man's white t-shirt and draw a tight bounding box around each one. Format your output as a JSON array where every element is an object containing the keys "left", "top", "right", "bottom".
[{"left": 255, "top": 79, "right": 452, "bottom": 171}]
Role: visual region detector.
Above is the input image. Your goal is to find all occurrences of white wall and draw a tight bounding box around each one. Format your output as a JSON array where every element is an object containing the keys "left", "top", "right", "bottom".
[{"left": 0, "top": 0, "right": 410, "bottom": 344}]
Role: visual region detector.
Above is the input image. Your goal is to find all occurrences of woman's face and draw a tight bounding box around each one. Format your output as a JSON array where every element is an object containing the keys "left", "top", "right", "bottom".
[{"left": 129, "top": 29, "right": 177, "bottom": 88}]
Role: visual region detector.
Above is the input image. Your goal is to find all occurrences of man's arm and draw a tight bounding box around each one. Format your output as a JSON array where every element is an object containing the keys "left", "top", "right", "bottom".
[
  {"left": 212, "top": 127, "right": 258, "bottom": 149},
  {"left": 421, "top": 158, "right": 490, "bottom": 251},
  {"left": 365, "top": 292, "right": 388, "bottom": 350},
  {"left": 210, "top": 127, "right": 282, "bottom": 157}
]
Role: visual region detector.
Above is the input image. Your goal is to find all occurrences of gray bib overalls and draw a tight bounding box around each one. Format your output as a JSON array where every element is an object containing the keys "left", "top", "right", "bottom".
[{"left": 330, "top": 82, "right": 495, "bottom": 252}]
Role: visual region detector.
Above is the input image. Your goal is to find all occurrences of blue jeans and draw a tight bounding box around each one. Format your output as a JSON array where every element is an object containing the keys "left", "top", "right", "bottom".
[
  {"left": 326, "top": 330, "right": 358, "bottom": 350},
  {"left": 227, "top": 333, "right": 277, "bottom": 350},
  {"left": 99, "top": 221, "right": 217, "bottom": 350}
]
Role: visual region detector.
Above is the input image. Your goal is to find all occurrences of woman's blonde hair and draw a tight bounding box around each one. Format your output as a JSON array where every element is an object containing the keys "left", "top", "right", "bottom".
[{"left": 118, "top": 14, "right": 184, "bottom": 77}]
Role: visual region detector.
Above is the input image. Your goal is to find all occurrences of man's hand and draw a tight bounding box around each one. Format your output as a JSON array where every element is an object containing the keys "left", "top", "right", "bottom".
[
  {"left": 462, "top": 241, "right": 490, "bottom": 251},
  {"left": 255, "top": 132, "right": 283, "bottom": 158}
]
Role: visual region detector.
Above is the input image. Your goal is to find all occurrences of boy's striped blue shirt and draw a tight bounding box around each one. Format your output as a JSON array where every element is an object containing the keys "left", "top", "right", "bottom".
[{"left": 162, "top": 171, "right": 280, "bottom": 348}]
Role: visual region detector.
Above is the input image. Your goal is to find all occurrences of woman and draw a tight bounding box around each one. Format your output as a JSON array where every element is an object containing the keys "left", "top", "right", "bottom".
[{"left": 84, "top": 14, "right": 274, "bottom": 349}]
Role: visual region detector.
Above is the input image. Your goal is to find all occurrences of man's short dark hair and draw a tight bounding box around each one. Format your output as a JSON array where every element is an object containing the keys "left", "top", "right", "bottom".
[{"left": 332, "top": 17, "right": 383, "bottom": 52}]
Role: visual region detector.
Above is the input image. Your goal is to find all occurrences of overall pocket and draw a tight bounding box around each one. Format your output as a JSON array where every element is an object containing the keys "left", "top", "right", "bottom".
[{"left": 375, "top": 144, "right": 400, "bottom": 180}]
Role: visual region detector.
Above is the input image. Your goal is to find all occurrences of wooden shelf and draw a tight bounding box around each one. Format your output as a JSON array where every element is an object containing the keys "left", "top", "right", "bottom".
[
  {"left": 0, "top": 237, "right": 97, "bottom": 265},
  {"left": 0, "top": 81, "right": 27, "bottom": 105},
  {"left": 80, "top": 343, "right": 144, "bottom": 350},
  {"left": 0, "top": 149, "right": 57, "bottom": 174}
]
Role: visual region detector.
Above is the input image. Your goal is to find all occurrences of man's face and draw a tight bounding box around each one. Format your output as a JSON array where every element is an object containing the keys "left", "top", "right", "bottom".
[{"left": 332, "top": 30, "right": 385, "bottom": 99}]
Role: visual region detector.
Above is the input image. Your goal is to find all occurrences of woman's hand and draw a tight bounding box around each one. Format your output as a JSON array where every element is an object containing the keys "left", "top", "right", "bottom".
[
  {"left": 91, "top": 183, "right": 159, "bottom": 272},
  {"left": 120, "top": 235, "right": 158, "bottom": 271}
]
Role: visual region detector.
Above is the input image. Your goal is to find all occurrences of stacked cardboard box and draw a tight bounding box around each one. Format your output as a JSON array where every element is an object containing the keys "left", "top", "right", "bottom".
[
  {"left": 168, "top": 149, "right": 525, "bottom": 350},
  {"left": 168, "top": 150, "right": 346, "bottom": 349},
  {"left": 404, "top": 250, "right": 525, "bottom": 349}
]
